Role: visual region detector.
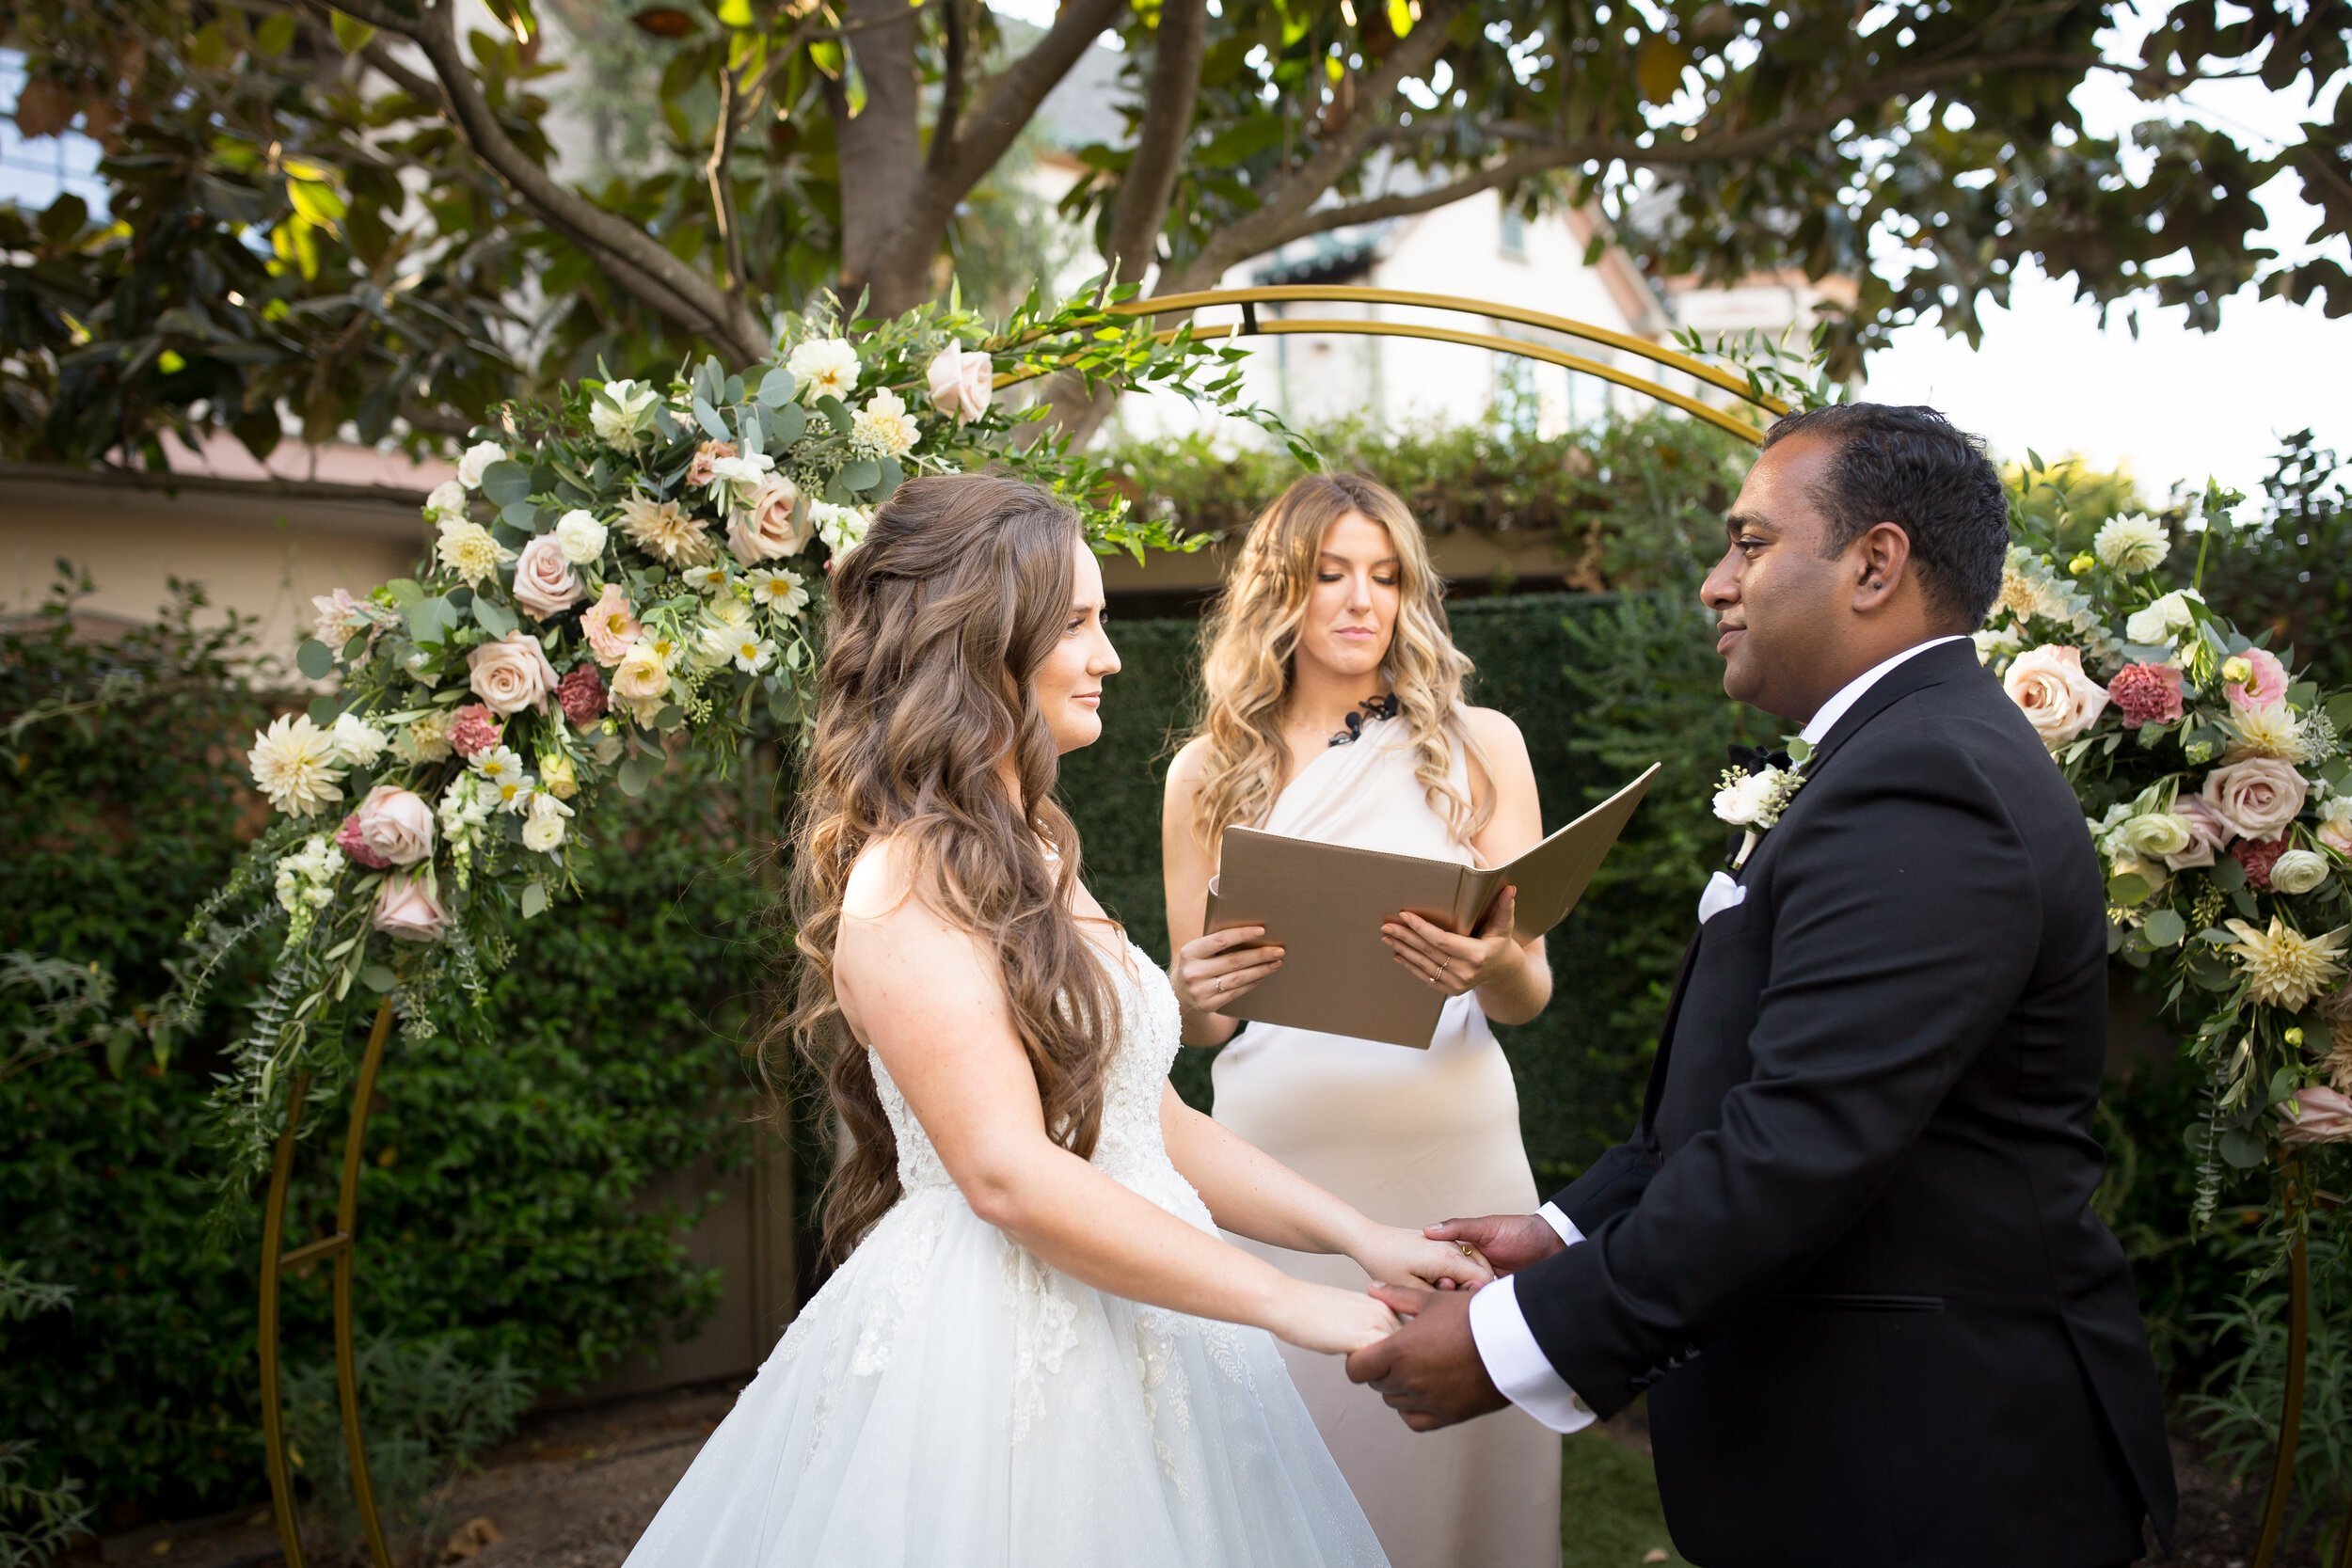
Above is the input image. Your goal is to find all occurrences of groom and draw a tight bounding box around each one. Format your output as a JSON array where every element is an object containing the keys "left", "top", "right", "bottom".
[{"left": 1347, "top": 404, "right": 2176, "bottom": 1566}]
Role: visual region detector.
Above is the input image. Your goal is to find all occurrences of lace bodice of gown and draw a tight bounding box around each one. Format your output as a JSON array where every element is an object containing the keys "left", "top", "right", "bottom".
[{"left": 868, "top": 937, "right": 1205, "bottom": 1220}]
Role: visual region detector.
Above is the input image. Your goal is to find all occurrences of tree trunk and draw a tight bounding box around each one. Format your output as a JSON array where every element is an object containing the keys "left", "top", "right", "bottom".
[{"left": 834, "top": 0, "right": 926, "bottom": 316}]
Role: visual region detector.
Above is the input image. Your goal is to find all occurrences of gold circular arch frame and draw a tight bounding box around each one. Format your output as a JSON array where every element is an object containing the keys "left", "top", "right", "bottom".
[{"left": 252, "top": 287, "right": 2331, "bottom": 1568}]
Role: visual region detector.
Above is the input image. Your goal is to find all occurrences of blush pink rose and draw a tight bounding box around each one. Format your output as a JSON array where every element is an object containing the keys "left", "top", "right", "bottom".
[
  {"left": 2227, "top": 647, "right": 2290, "bottom": 711},
  {"left": 449, "top": 703, "right": 502, "bottom": 761},
  {"left": 2002, "top": 644, "right": 2110, "bottom": 749},
  {"left": 335, "top": 814, "right": 390, "bottom": 870},
  {"left": 2321, "top": 818, "right": 2352, "bottom": 858},
  {"left": 2106, "top": 662, "right": 2185, "bottom": 729},
  {"left": 2161, "top": 796, "right": 2234, "bottom": 871},
  {"left": 556, "top": 663, "right": 608, "bottom": 728},
  {"left": 925, "top": 343, "right": 993, "bottom": 423},
  {"left": 2202, "top": 756, "right": 2310, "bottom": 841},
  {"left": 583, "top": 584, "right": 642, "bottom": 668},
  {"left": 467, "top": 630, "right": 561, "bottom": 716},
  {"left": 371, "top": 872, "right": 447, "bottom": 942},
  {"left": 511, "top": 534, "right": 585, "bottom": 620},
  {"left": 353, "top": 784, "right": 435, "bottom": 866},
  {"left": 726, "top": 476, "right": 812, "bottom": 564},
  {"left": 2280, "top": 1085, "right": 2352, "bottom": 1145}
]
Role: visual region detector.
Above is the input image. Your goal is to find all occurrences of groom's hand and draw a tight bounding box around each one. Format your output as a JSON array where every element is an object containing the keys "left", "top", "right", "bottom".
[
  {"left": 1422, "top": 1212, "right": 1564, "bottom": 1275},
  {"left": 1343, "top": 1285, "right": 1508, "bottom": 1432}
]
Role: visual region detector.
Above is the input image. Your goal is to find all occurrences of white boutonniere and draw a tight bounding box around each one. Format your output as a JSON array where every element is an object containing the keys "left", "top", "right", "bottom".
[{"left": 1712, "top": 739, "right": 1810, "bottom": 869}]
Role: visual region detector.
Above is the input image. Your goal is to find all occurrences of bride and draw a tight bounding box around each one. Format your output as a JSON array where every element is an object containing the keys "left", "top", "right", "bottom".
[{"left": 621, "top": 474, "right": 1490, "bottom": 1567}]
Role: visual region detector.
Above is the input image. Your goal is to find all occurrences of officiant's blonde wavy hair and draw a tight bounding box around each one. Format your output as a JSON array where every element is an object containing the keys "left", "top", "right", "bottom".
[
  {"left": 780, "top": 475, "right": 1120, "bottom": 1263},
  {"left": 1187, "top": 472, "right": 1487, "bottom": 857}
]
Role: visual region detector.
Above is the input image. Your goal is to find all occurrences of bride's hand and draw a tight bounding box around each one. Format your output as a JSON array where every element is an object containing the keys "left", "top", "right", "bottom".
[
  {"left": 1173, "top": 925, "right": 1284, "bottom": 1015},
  {"left": 1347, "top": 1223, "right": 1495, "bottom": 1293},
  {"left": 1265, "top": 1279, "right": 1403, "bottom": 1355}
]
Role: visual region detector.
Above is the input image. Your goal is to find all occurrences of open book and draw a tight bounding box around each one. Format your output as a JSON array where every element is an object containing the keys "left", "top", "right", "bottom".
[{"left": 1202, "top": 764, "right": 1659, "bottom": 1049}]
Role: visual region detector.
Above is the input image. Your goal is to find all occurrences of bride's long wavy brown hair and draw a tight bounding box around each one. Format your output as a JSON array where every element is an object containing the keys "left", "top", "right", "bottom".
[
  {"left": 778, "top": 474, "right": 1120, "bottom": 1262},
  {"left": 1187, "top": 471, "right": 1487, "bottom": 858}
]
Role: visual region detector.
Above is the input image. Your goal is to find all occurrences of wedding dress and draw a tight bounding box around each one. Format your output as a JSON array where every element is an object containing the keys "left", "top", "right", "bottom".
[{"left": 621, "top": 937, "right": 1389, "bottom": 1568}]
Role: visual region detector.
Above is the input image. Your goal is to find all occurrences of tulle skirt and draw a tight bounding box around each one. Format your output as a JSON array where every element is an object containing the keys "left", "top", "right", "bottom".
[{"left": 621, "top": 1182, "right": 1390, "bottom": 1568}]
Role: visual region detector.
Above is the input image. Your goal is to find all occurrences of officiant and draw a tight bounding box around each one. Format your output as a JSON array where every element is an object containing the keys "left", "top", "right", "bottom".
[{"left": 1160, "top": 472, "right": 1564, "bottom": 1568}]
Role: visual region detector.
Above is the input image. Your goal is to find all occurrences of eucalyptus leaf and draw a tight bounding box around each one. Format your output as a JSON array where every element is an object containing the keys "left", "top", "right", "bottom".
[
  {"left": 472, "top": 596, "right": 517, "bottom": 640},
  {"left": 2142, "top": 909, "right": 2185, "bottom": 948},
  {"left": 521, "top": 880, "right": 548, "bottom": 919},
  {"left": 692, "top": 396, "right": 731, "bottom": 442},
  {"left": 2107, "top": 872, "right": 2152, "bottom": 907},
  {"left": 480, "top": 460, "right": 532, "bottom": 509},
  {"left": 756, "top": 367, "right": 797, "bottom": 406},
  {"left": 616, "top": 754, "right": 657, "bottom": 797},
  {"left": 817, "top": 394, "right": 853, "bottom": 436},
  {"left": 2217, "top": 1129, "right": 2268, "bottom": 1169},
  {"left": 295, "top": 638, "right": 335, "bottom": 679},
  {"left": 359, "top": 965, "right": 397, "bottom": 993},
  {"left": 841, "top": 457, "right": 880, "bottom": 492},
  {"left": 771, "top": 404, "right": 807, "bottom": 442}
]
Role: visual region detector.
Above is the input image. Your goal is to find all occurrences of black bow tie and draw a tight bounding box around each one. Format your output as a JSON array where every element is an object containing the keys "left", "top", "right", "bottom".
[{"left": 1728, "top": 743, "right": 1793, "bottom": 775}]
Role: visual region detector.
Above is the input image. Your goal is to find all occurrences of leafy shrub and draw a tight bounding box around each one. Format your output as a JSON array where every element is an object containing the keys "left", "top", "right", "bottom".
[{"left": 1, "top": 576, "right": 768, "bottom": 1528}]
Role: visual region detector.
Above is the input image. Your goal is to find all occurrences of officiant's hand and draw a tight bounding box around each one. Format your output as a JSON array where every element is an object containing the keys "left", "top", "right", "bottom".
[
  {"left": 1420, "top": 1212, "right": 1565, "bottom": 1276},
  {"left": 1173, "top": 925, "right": 1284, "bottom": 1015},
  {"left": 1381, "top": 885, "right": 1520, "bottom": 998},
  {"left": 1344, "top": 1285, "right": 1509, "bottom": 1431}
]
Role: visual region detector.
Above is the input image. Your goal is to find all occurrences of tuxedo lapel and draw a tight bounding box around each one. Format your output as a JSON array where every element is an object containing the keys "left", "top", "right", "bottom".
[{"left": 1798, "top": 640, "right": 1983, "bottom": 784}]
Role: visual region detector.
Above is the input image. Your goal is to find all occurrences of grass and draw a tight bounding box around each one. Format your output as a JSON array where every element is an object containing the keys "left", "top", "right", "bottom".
[{"left": 1562, "top": 1433, "right": 1691, "bottom": 1568}]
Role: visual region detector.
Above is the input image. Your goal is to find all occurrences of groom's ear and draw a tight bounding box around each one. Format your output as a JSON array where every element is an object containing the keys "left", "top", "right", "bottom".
[{"left": 1849, "top": 521, "right": 1913, "bottom": 614}]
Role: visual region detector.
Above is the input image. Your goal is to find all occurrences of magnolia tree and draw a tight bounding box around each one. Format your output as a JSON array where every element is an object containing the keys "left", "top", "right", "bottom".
[{"left": 180, "top": 286, "right": 1286, "bottom": 1175}]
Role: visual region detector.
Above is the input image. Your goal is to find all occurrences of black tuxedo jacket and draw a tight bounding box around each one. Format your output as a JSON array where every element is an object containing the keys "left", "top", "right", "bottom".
[{"left": 1519, "top": 641, "right": 2176, "bottom": 1568}]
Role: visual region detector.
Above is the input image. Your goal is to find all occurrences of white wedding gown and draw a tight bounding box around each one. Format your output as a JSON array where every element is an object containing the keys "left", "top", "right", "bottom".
[{"left": 622, "top": 937, "right": 1390, "bottom": 1568}]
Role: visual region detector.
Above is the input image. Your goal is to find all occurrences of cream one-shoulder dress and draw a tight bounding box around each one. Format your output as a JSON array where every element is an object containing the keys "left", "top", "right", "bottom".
[{"left": 1209, "top": 714, "right": 1563, "bottom": 1568}]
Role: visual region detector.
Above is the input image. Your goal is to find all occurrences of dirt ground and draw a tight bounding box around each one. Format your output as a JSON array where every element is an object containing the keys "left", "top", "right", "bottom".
[{"left": 67, "top": 1378, "right": 2320, "bottom": 1568}]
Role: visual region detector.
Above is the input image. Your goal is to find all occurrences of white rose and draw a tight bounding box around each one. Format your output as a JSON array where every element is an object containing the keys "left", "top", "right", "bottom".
[
  {"left": 2271, "top": 848, "right": 2330, "bottom": 896},
  {"left": 521, "top": 791, "right": 572, "bottom": 853},
  {"left": 1712, "top": 769, "right": 1779, "bottom": 828},
  {"left": 2001, "top": 644, "right": 2110, "bottom": 749},
  {"left": 2124, "top": 588, "right": 2203, "bottom": 648},
  {"left": 456, "top": 441, "right": 506, "bottom": 490},
  {"left": 422, "top": 479, "right": 469, "bottom": 524},
  {"left": 553, "top": 509, "right": 608, "bottom": 565},
  {"left": 2117, "top": 813, "right": 2193, "bottom": 863}
]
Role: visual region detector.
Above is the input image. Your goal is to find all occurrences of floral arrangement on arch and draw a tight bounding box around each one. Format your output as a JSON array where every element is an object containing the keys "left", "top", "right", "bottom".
[
  {"left": 185, "top": 286, "right": 1282, "bottom": 1175},
  {"left": 1977, "top": 461, "right": 2352, "bottom": 1221}
]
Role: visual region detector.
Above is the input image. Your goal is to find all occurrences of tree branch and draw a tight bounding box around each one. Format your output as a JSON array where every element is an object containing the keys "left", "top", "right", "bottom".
[
  {"left": 306, "top": 0, "right": 766, "bottom": 362},
  {"left": 925, "top": 0, "right": 973, "bottom": 183},
  {"left": 1103, "top": 0, "right": 1207, "bottom": 286},
  {"left": 926, "top": 0, "right": 1125, "bottom": 196},
  {"left": 707, "top": 57, "right": 750, "bottom": 298},
  {"left": 1166, "top": 0, "right": 1469, "bottom": 290}
]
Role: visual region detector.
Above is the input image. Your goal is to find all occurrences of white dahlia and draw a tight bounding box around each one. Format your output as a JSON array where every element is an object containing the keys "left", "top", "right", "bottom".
[
  {"left": 249, "top": 714, "right": 347, "bottom": 817},
  {"left": 2223, "top": 918, "right": 2350, "bottom": 1012}
]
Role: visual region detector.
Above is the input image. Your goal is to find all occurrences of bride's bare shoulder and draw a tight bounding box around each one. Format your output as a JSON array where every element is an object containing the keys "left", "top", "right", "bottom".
[{"left": 841, "top": 834, "right": 932, "bottom": 927}]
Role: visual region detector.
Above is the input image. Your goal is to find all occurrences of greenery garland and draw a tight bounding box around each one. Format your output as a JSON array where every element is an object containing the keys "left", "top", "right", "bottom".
[{"left": 181, "top": 284, "right": 1286, "bottom": 1180}]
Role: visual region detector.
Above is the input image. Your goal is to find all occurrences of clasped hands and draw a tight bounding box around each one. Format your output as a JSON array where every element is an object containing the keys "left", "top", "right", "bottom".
[{"left": 1343, "top": 1210, "right": 1568, "bottom": 1432}]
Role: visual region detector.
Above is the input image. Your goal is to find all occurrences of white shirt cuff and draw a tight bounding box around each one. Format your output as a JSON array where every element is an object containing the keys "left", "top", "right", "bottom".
[
  {"left": 1538, "top": 1201, "right": 1584, "bottom": 1248},
  {"left": 1468, "top": 1274, "right": 1596, "bottom": 1433}
]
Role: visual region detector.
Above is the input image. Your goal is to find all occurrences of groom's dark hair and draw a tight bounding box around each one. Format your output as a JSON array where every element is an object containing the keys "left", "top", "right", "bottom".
[{"left": 1761, "top": 403, "right": 2007, "bottom": 630}]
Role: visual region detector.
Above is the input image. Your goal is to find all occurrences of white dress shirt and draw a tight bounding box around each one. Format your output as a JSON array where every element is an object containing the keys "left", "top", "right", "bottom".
[{"left": 1465, "top": 635, "right": 1968, "bottom": 1432}]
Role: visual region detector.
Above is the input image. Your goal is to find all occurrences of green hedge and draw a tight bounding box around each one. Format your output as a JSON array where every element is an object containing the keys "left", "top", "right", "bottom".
[{"left": 1, "top": 581, "right": 767, "bottom": 1528}]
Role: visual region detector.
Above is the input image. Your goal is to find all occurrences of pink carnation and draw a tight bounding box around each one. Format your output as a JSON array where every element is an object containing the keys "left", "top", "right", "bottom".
[
  {"left": 688, "top": 439, "right": 737, "bottom": 490},
  {"left": 2227, "top": 647, "right": 2289, "bottom": 711},
  {"left": 449, "top": 703, "right": 503, "bottom": 761},
  {"left": 2233, "top": 836, "right": 2288, "bottom": 892},
  {"left": 2106, "top": 662, "right": 2185, "bottom": 729},
  {"left": 335, "top": 813, "right": 392, "bottom": 870},
  {"left": 557, "top": 663, "right": 608, "bottom": 727}
]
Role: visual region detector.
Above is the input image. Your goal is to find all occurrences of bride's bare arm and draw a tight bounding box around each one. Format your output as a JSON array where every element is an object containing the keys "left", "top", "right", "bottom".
[
  {"left": 1159, "top": 1086, "right": 1492, "bottom": 1291},
  {"left": 834, "top": 845, "right": 1396, "bottom": 1355}
]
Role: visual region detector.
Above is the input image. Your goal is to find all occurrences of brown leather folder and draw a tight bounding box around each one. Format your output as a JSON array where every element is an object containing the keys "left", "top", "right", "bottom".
[{"left": 1202, "top": 764, "right": 1659, "bottom": 1048}]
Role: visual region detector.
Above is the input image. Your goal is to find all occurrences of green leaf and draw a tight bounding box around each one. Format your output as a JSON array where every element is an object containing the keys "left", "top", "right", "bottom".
[
  {"left": 2107, "top": 872, "right": 2152, "bottom": 907},
  {"left": 501, "top": 499, "right": 540, "bottom": 530},
  {"left": 616, "top": 754, "right": 659, "bottom": 797},
  {"left": 286, "top": 179, "right": 346, "bottom": 228},
  {"left": 2217, "top": 1129, "right": 2269, "bottom": 1169},
  {"left": 330, "top": 10, "right": 377, "bottom": 52},
  {"left": 472, "top": 596, "right": 517, "bottom": 641},
  {"left": 817, "top": 394, "right": 853, "bottom": 436},
  {"left": 770, "top": 404, "right": 807, "bottom": 443},
  {"left": 521, "top": 880, "right": 548, "bottom": 919},
  {"left": 2143, "top": 909, "right": 2185, "bottom": 948},
  {"left": 756, "top": 367, "right": 797, "bottom": 406},
  {"left": 481, "top": 461, "right": 532, "bottom": 509},
  {"left": 296, "top": 638, "right": 336, "bottom": 680},
  {"left": 359, "top": 965, "right": 397, "bottom": 993},
  {"left": 840, "top": 457, "right": 880, "bottom": 492},
  {"left": 405, "top": 595, "right": 460, "bottom": 646},
  {"left": 691, "top": 396, "right": 731, "bottom": 442},
  {"left": 255, "top": 11, "right": 298, "bottom": 55}
]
